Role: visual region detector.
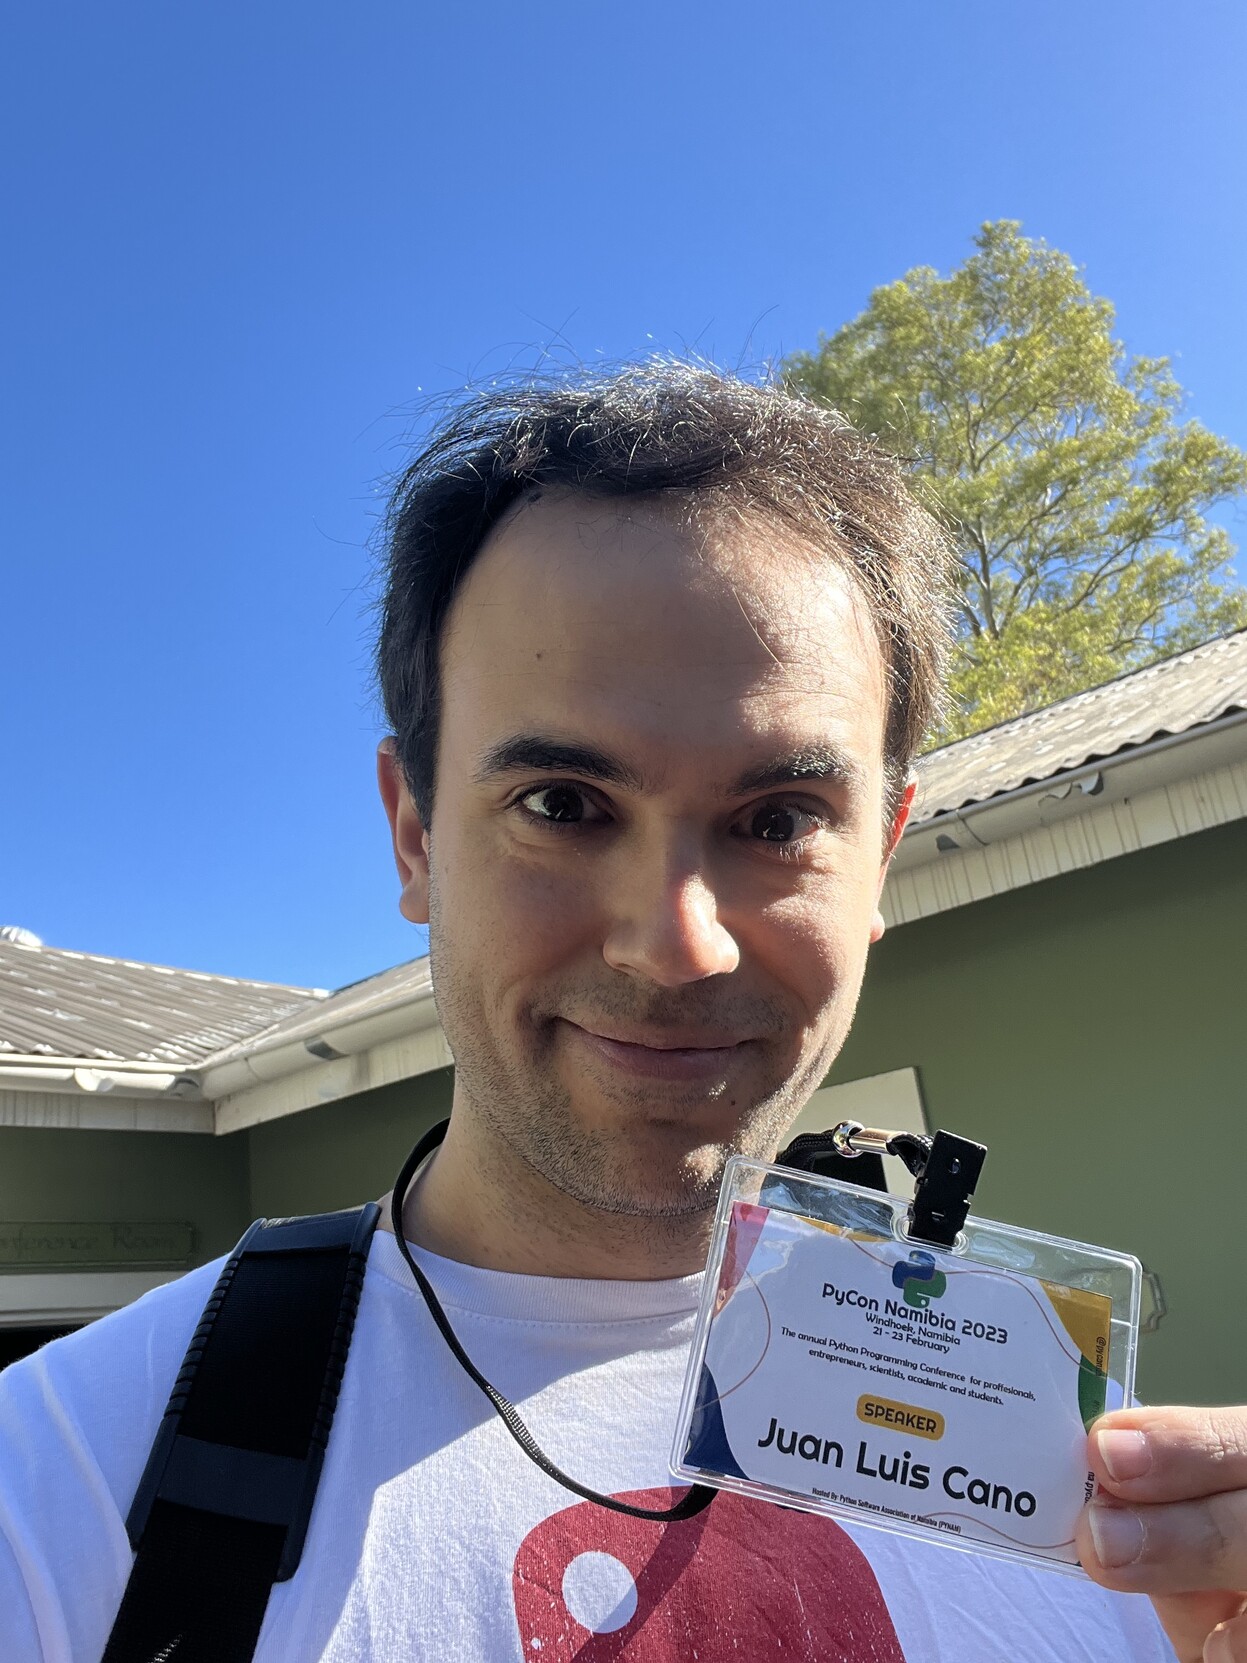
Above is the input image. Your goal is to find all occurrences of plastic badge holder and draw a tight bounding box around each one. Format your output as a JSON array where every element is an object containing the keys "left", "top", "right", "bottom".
[{"left": 671, "top": 1157, "right": 1141, "bottom": 1575}]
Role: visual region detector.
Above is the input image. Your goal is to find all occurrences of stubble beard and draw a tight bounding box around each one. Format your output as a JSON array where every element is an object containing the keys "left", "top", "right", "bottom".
[{"left": 427, "top": 889, "right": 838, "bottom": 1225}]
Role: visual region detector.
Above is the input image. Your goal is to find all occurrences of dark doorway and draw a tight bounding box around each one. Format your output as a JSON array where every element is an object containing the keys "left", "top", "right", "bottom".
[{"left": 0, "top": 1324, "right": 81, "bottom": 1371}]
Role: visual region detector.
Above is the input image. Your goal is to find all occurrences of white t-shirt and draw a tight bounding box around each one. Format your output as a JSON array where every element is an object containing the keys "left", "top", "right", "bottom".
[{"left": 0, "top": 1231, "right": 1174, "bottom": 1662}]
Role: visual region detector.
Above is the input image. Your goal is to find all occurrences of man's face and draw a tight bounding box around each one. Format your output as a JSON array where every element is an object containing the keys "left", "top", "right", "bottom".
[{"left": 381, "top": 492, "right": 909, "bottom": 1220}]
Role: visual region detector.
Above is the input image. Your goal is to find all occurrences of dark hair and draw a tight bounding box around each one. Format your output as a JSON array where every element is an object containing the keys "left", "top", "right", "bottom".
[{"left": 378, "top": 363, "right": 954, "bottom": 821}]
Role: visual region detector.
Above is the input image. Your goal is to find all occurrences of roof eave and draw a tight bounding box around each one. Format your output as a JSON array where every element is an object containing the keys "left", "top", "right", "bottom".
[{"left": 896, "top": 708, "right": 1247, "bottom": 873}]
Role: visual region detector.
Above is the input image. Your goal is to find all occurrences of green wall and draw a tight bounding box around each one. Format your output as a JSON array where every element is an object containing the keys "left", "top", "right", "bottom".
[
  {"left": 0, "top": 1070, "right": 452, "bottom": 1291},
  {"left": 831, "top": 818, "right": 1247, "bottom": 1406},
  {"left": 245, "top": 1067, "right": 454, "bottom": 1219},
  {"left": 0, "top": 1125, "right": 250, "bottom": 1267}
]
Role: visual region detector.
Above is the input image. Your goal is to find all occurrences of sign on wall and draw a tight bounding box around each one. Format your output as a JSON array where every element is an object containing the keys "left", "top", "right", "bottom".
[{"left": 0, "top": 1222, "right": 196, "bottom": 1270}]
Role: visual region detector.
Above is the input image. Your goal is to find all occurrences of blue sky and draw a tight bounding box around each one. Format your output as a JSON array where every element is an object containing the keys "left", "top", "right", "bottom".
[{"left": 4, "top": 0, "right": 1245, "bottom": 992}]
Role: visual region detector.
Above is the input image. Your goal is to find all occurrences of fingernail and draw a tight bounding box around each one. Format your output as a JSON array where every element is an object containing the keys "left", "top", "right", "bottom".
[
  {"left": 1095, "top": 1428, "right": 1152, "bottom": 1482},
  {"left": 1088, "top": 1503, "right": 1145, "bottom": 1568}
]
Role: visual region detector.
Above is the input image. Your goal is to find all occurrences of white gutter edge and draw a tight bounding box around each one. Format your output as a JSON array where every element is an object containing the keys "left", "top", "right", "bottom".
[
  {"left": 212, "top": 1022, "right": 453, "bottom": 1136},
  {"left": 895, "top": 710, "right": 1247, "bottom": 873},
  {"left": 196, "top": 983, "right": 442, "bottom": 1102},
  {"left": 0, "top": 1060, "right": 198, "bottom": 1098}
]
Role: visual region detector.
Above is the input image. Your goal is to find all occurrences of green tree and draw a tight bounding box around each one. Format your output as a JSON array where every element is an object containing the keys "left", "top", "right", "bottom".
[{"left": 783, "top": 222, "right": 1247, "bottom": 739}]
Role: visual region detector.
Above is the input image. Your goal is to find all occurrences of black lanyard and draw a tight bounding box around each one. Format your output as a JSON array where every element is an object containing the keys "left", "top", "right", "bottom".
[{"left": 389, "top": 1118, "right": 716, "bottom": 1522}]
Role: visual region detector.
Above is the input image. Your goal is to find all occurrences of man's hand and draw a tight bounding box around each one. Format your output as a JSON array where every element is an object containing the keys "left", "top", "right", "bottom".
[{"left": 1077, "top": 1407, "right": 1247, "bottom": 1662}]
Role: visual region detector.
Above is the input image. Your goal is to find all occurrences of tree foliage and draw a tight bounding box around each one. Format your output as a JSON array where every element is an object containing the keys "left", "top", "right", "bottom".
[{"left": 783, "top": 222, "right": 1247, "bottom": 740}]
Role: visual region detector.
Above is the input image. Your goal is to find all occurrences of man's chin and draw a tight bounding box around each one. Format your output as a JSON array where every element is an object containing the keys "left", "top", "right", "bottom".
[
  {"left": 546, "top": 1123, "right": 739, "bottom": 1220},
  {"left": 490, "top": 1060, "right": 802, "bottom": 1219}
]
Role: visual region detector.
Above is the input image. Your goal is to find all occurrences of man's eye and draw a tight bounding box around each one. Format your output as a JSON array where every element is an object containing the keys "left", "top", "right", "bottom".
[
  {"left": 742, "top": 802, "right": 826, "bottom": 846},
  {"left": 517, "top": 784, "right": 601, "bottom": 825}
]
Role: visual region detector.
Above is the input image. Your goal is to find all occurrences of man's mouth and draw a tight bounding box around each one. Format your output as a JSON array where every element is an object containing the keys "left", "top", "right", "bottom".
[{"left": 561, "top": 1019, "right": 752, "bottom": 1082}]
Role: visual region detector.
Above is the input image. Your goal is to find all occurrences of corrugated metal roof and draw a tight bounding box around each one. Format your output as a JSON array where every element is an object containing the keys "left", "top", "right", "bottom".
[
  {"left": 0, "top": 940, "right": 325, "bottom": 1066},
  {"left": 912, "top": 629, "right": 1247, "bottom": 823}
]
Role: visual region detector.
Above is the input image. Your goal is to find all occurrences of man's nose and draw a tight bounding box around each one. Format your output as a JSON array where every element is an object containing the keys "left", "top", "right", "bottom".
[{"left": 601, "top": 844, "right": 740, "bottom": 986}]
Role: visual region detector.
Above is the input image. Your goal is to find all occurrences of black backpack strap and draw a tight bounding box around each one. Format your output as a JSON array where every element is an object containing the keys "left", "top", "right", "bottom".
[{"left": 101, "top": 1202, "right": 381, "bottom": 1663}]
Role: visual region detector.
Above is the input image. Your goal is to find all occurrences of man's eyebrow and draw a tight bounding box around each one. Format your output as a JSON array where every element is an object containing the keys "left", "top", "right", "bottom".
[
  {"left": 729, "top": 747, "right": 867, "bottom": 796},
  {"left": 474, "top": 735, "right": 644, "bottom": 792}
]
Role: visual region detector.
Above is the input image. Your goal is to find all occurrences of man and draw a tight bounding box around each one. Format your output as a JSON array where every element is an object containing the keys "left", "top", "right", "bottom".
[{"left": 0, "top": 366, "right": 1243, "bottom": 1661}]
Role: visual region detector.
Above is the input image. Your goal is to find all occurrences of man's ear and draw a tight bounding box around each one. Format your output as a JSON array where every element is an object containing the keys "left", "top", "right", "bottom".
[
  {"left": 870, "top": 777, "right": 916, "bottom": 944},
  {"left": 377, "top": 739, "right": 431, "bottom": 926}
]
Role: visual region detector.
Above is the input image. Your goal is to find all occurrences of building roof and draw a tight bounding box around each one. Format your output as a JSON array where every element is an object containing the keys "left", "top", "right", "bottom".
[
  {"left": 912, "top": 629, "right": 1247, "bottom": 823},
  {"left": 0, "top": 938, "right": 324, "bottom": 1066}
]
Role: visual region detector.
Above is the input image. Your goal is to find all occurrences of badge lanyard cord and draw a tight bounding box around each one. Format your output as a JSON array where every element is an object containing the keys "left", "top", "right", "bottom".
[{"left": 389, "top": 1118, "right": 716, "bottom": 1522}]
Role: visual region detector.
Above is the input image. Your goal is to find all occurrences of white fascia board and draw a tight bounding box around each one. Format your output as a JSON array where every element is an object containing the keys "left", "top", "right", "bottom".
[
  {"left": 212, "top": 1021, "right": 453, "bottom": 1136},
  {"left": 199, "top": 990, "right": 444, "bottom": 1102},
  {"left": 896, "top": 713, "right": 1247, "bottom": 875},
  {"left": 0, "top": 1089, "right": 214, "bottom": 1134},
  {"left": 885, "top": 729, "right": 1247, "bottom": 930}
]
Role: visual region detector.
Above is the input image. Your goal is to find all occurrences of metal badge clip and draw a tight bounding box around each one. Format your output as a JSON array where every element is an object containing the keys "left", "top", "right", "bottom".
[{"left": 784, "top": 1120, "right": 987, "bottom": 1250}]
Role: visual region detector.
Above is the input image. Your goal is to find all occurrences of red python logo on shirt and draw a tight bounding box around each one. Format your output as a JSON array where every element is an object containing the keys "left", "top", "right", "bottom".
[{"left": 512, "top": 1486, "right": 905, "bottom": 1660}]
